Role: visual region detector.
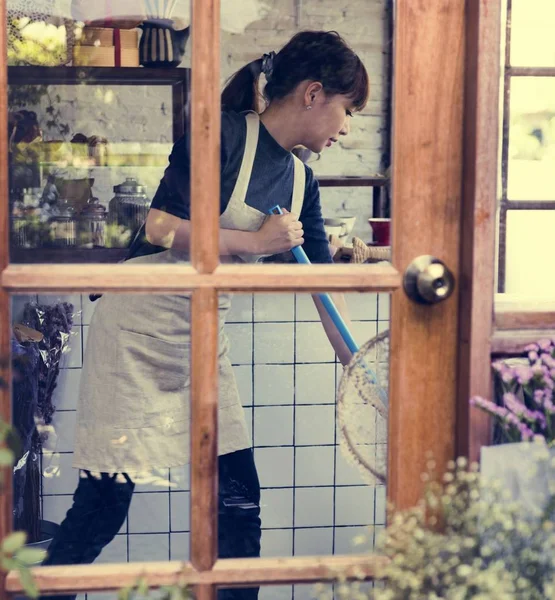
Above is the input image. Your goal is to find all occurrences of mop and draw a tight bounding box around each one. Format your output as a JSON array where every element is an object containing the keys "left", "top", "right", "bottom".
[{"left": 269, "top": 205, "right": 389, "bottom": 483}]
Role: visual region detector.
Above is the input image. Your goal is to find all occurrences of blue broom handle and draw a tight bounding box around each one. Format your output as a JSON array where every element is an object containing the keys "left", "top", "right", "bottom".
[{"left": 269, "top": 205, "right": 360, "bottom": 354}]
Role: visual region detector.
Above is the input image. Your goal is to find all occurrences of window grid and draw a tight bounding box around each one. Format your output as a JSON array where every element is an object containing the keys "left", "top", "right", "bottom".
[{"left": 498, "top": 0, "right": 555, "bottom": 292}]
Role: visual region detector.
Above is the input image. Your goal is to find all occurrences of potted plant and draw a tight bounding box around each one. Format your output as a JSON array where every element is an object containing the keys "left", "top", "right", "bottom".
[{"left": 469, "top": 338, "right": 555, "bottom": 514}]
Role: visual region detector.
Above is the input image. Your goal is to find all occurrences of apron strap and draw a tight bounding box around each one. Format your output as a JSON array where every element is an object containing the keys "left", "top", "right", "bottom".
[
  {"left": 291, "top": 155, "right": 306, "bottom": 217},
  {"left": 232, "top": 111, "right": 260, "bottom": 204}
]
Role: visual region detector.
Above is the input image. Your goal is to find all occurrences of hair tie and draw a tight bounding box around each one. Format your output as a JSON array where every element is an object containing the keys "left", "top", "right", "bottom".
[{"left": 261, "top": 51, "right": 276, "bottom": 80}]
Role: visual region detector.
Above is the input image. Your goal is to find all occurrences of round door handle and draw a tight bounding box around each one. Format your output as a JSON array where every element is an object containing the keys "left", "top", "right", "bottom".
[{"left": 403, "top": 255, "right": 455, "bottom": 305}]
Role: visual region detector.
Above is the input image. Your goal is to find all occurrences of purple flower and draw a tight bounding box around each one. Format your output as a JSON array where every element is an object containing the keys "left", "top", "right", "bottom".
[
  {"left": 502, "top": 370, "right": 515, "bottom": 383},
  {"left": 518, "top": 423, "right": 535, "bottom": 441},
  {"left": 513, "top": 365, "right": 534, "bottom": 385},
  {"left": 503, "top": 392, "right": 526, "bottom": 414},
  {"left": 470, "top": 396, "right": 508, "bottom": 417},
  {"left": 503, "top": 393, "right": 547, "bottom": 427},
  {"left": 492, "top": 361, "right": 505, "bottom": 373},
  {"left": 538, "top": 339, "right": 554, "bottom": 351},
  {"left": 533, "top": 389, "right": 545, "bottom": 406}
]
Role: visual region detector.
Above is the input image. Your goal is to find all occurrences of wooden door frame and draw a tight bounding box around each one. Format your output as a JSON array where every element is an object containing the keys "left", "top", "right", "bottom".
[
  {"left": 0, "top": 0, "right": 503, "bottom": 598},
  {"left": 456, "top": 0, "right": 503, "bottom": 463}
]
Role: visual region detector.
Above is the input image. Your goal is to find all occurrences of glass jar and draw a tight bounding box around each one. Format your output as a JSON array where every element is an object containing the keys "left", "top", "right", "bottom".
[
  {"left": 79, "top": 196, "right": 107, "bottom": 248},
  {"left": 11, "top": 188, "right": 43, "bottom": 248},
  {"left": 108, "top": 177, "right": 150, "bottom": 247},
  {"left": 49, "top": 199, "right": 77, "bottom": 247}
]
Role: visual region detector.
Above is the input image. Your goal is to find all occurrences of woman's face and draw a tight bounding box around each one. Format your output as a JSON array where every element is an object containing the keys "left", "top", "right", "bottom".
[{"left": 301, "top": 90, "right": 354, "bottom": 154}]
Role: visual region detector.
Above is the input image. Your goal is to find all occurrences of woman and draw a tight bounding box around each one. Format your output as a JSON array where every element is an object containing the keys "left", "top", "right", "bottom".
[{"left": 42, "top": 30, "right": 369, "bottom": 600}]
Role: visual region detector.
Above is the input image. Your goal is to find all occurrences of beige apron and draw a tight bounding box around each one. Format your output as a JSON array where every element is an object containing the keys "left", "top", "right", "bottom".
[{"left": 73, "top": 113, "right": 306, "bottom": 474}]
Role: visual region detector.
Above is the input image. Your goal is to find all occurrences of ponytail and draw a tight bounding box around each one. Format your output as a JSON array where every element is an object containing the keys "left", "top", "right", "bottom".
[
  {"left": 221, "top": 33, "right": 369, "bottom": 115},
  {"left": 221, "top": 58, "right": 263, "bottom": 113}
]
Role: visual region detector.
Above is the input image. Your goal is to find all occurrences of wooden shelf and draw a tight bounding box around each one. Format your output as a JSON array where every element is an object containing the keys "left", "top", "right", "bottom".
[
  {"left": 8, "top": 65, "right": 190, "bottom": 85},
  {"left": 317, "top": 175, "right": 388, "bottom": 187},
  {"left": 40, "top": 163, "right": 168, "bottom": 170},
  {"left": 10, "top": 247, "right": 128, "bottom": 264}
]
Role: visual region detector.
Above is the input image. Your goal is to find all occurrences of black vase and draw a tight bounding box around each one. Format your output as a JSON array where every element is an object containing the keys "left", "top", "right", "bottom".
[{"left": 139, "top": 20, "right": 190, "bottom": 68}]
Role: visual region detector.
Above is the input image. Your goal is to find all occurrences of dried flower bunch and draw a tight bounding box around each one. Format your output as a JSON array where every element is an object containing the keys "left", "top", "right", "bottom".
[{"left": 471, "top": 338, "right": 555, "bottom": 445}]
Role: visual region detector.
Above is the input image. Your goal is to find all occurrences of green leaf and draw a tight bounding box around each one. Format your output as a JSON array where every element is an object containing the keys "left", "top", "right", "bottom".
[
  {"left": 19, "top": 566, "right": 39, "bottom": 599},
  {"left": 15, "top": 547, "right": 47, "bottom": 565},
  {"left": 136, "top": 578, "right": 149, "bottom": 596},
  {"left": 118, "top": 586, "right": 132, "bottom": 600},
  {"left": 0, "top": 448, "right": 14, "bottom": 466},
  {"left": 1, "top": 556, "right": 19, "bottom": 571},
  {"left": 170, "top": 587, "right": 183, "bottom": 600},
  {"left": 2, "top": 532, "right": 27, "bottom": 553}
]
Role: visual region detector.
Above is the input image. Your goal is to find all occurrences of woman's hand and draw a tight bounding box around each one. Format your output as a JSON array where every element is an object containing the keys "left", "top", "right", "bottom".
[
  {"left": 147, "top": 207, "right": 304, "bottom": 257},
  {"left": 254, "top": 209, "right": 304, "bottom": 255}
]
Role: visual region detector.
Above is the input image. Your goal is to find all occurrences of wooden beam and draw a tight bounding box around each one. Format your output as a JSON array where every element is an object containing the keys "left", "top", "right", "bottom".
[
  {"left": 1, "top": 264, "right": 401, "bottom": 293},
  {"left": 190, "top": 289, "right": 219, "bottom": 572},
  {"left": 509, "top": 67, "right": 555, "bottom": 77},
  {"left": 190, "top": 0, "right": 220, "bottom": 274},
  {"left": 491, "top": 329, "right": 555, "bottom": 356},
  {"left": 494, "top": 296, "right": 555, "bottom": 330},
  {"left": 387, "top": 0, "right": 465, "bottom": 509},
  {"left": 5, "top": 555, "right": 388, "bottom": 595},
  {"left": 194, "top": 585, "right": 217, "bottom": 600},
  {"left": 456, "top": 0, "right": 502, "bottom": 463}
]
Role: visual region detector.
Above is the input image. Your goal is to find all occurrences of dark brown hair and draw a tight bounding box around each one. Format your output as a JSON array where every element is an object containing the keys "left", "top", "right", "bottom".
[{"left": 221, "top": 31, "right": 369, "bottom": 114}]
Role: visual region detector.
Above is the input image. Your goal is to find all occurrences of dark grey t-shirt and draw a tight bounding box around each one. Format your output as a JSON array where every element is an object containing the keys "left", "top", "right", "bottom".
[{"left": 128, "top": 111, "right": 332, "bottom": 263}]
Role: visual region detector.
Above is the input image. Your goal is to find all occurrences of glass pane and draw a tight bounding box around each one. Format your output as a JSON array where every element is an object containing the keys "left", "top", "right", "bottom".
[
  {"left": 11, "top": 290, "right": 390, "bottom": 579},
  {"left": 510, "top": 0, "right": 555, "bottom": 67},
  {"left": 11, "top": 293, "right": 191, "bottom": 568},
  {"left": 224, "top": 292, "right": 389, "bottom": 565},
  {"left": 218, "top": 0, "right": 392, "bottom": 273},
  {"left": 507, "top": 77, "right": 555, "bottom": 201},
  {"left": 7, "top": 0, "right": 190, "bottom": 265},
  {"left": 505, "top": 210, "right": 555, "bottom": 296}
]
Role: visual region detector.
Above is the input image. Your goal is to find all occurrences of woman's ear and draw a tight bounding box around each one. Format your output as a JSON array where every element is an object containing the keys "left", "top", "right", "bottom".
[{"left": 303, "top": 81, "right": 323, "bottom": 107}]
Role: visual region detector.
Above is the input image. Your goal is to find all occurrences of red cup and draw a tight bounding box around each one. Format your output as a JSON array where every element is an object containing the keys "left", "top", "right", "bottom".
[{"left": 368, "top": 218, "right": 391, "bottom": 246}]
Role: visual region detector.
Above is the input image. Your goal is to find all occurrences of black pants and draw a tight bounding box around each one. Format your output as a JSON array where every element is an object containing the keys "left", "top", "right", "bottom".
[{"left": 41, "top": 449, "right": 261, "bottom": 600}]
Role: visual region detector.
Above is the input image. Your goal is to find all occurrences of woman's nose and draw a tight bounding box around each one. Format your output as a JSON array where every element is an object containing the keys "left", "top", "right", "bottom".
[{"left": 340, "top": 119, "right": 350, "bottom": 136}]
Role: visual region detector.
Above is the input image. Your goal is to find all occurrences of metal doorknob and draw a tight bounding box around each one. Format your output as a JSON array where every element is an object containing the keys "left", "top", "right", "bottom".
[{"left": 403, "top": 255, "right": 455, "bottom": 305}]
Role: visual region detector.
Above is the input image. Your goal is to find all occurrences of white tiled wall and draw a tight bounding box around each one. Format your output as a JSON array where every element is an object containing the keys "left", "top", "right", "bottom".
[{"left": 13, "top": 292, "right": 389, "bottom": 600}]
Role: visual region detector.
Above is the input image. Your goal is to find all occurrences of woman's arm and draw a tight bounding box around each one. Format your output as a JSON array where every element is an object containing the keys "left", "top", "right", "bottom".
[
  {"left": 145, "top": 207, "right": 304, "bottom": 256},
  {"left": 312, "top": 293, "right": 353, "bottom": 367}
]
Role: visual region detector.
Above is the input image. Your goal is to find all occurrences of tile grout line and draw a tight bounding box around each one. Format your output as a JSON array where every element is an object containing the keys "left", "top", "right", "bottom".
[
  {"left": 251, "top": 294, "right": 255, "bottom": 451},
  {"left": 332, "top": 304, "right": 338, "bottom": 557},
  {"left": 292, "top": 295, "right": 298, "bottom": 593}
]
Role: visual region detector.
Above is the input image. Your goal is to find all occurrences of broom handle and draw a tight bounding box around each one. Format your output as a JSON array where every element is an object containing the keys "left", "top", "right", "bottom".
[{"left": 268, "top": 205, "right": 360, "bottom": 354}]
